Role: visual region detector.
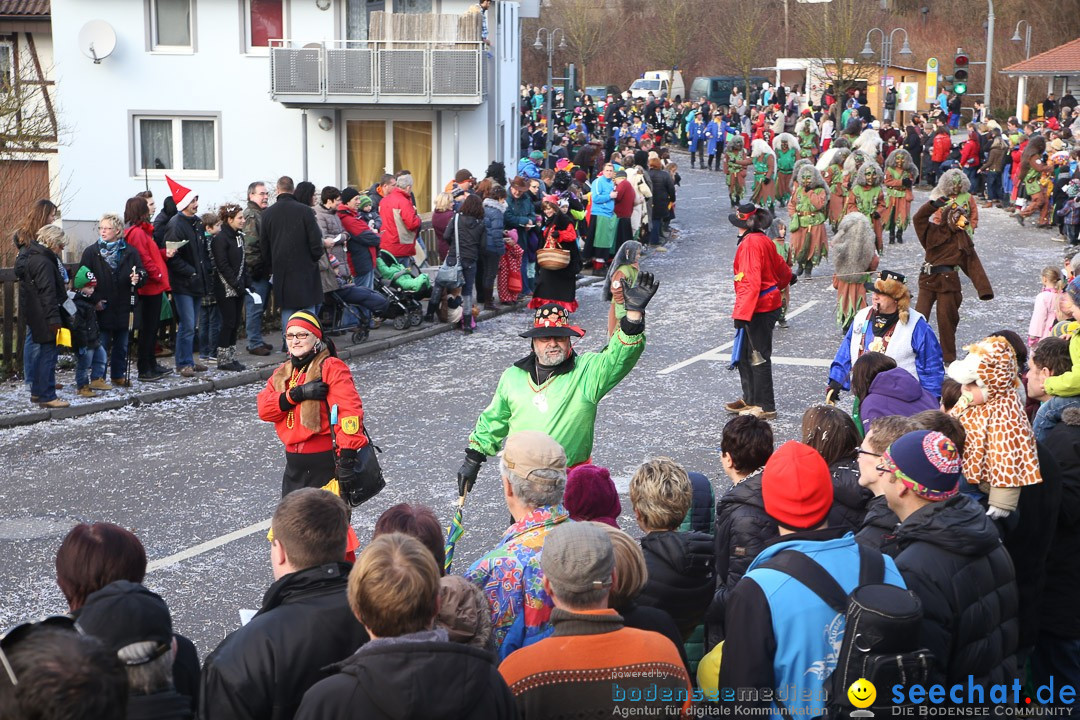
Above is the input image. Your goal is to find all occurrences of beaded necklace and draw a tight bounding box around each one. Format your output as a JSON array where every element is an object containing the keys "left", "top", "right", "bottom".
[{"left": 285, "top": 367, "right": 304, "bottom": 430}]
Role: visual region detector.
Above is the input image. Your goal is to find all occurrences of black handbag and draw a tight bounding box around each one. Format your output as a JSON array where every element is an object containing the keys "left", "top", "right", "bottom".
[{"left": 326, "top": 402, "right": 385, "bottom": 507}]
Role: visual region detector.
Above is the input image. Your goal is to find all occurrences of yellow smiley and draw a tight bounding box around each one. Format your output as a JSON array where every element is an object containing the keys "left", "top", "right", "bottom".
[{"left": 848, "top": 678, "right": 876, "bottom": 709}]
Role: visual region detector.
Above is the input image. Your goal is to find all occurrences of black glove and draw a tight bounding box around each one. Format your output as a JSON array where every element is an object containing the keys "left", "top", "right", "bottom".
[
  {"left": 289, "top": 380, "right": 329, "bottom": 404},
  {"left": 457, "top": 448, "right": 486, "bottom": 496},
  {"left": 825, "top": 380, "right": 843, "bottom": 405},
  {"left": 930, "top": 197, "right": 948, "bottom": 208},
  {"left": 622, "top": 271, "right": 660, "bottom": 313},
  {"left": 733, "top": 318, "right": 749, "bottom": 330},
  {"left": 1042, "top": 153, "right": 1048, "bottom": 163},
  {"left": 902, "top": 178, "right": 913, "bottom": 189},
  {"left": 763, "top": 177, "right": 772, "bottom": 185},
  {"left": 336, "top": 447, "right": 360, "bottom": 501},
  {"left": 788, "top": 273, "right": 798, "bottom": 286}
]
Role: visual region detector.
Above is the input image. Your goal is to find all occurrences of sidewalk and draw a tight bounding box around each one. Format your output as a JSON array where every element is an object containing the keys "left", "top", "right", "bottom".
[{"left": 0, "top": 278, "right": 605, "bottom": 428}]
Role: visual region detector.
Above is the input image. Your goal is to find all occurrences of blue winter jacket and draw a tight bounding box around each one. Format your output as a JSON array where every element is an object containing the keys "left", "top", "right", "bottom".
[
  {"left": 706, "top": 121, "right": 722, "bottom": 155},
  {"left": 517, "top": 157, "right": 541, "bottom": 180},
  {"left": 688, "top": 121, "right": 705, "bottom": 150},
  {"left": 591, "top": 176, "right": 616, "bottom": 217}
]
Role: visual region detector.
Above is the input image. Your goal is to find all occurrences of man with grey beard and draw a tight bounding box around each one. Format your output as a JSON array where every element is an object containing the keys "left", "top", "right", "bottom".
[{"left": 456, "top": 275, "right": 659, "bottom": 496}]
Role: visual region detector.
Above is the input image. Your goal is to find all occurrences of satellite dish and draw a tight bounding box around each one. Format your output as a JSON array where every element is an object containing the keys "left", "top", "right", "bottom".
[{"left": 78, "top": 20, "right": 117, "bottom": 64}]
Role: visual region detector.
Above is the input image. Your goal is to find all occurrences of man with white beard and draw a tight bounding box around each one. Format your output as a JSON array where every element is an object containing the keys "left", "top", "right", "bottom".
[{"left": 456, "top": 276, "right": 659, "bottom": 496}]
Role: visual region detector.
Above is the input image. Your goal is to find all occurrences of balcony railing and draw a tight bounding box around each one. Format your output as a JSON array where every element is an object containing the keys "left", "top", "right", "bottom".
[{"left": 269, "top": 40, "right": 486, "bottom": 106}]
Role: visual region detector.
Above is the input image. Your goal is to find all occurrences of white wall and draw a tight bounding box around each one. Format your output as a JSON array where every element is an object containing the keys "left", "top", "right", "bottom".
[{"left": 52, "top": 0, "right": 518, "bottom": 249}]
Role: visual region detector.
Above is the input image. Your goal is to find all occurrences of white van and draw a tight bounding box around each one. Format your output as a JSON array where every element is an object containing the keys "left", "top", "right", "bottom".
[{"left": 629, "top": 70, "right": 685, "bottom": 101}]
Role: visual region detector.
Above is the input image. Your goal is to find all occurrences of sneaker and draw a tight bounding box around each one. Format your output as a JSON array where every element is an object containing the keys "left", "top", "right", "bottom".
[
  {"left": 740, "top": 406, "right": 778, "bottom": 420},
  {"left": 179, "top": 366, "right": 196, "bottom": 378},
  {"left": 89, "top": 378, "right": 111, "bottom": 391},
  {"left": 138, "top": 372, "right": 165, "bottom": 382},
  {"left": 192, "top": 363, "right": 209, "bottom": 372},
  {"left": 38, "top": 399, "right": 71, "bottom": 409},
  {"left": 153, "top": 364, "right": 173, "bottom": 376},
  {"left": 248, "top": 345, "right": 271, "bottom": 356},
  {"left": 778, "top": 319, "right": 789, "bottom": 329},
  {"left": 724, "top": 399, "right": 749, "bottom": 414},
  {"left": 77, "top": 385, "right": 97, "bottom": 398},
  {"left": 112, "top": 378, "right": 132, "bottom": 388}
]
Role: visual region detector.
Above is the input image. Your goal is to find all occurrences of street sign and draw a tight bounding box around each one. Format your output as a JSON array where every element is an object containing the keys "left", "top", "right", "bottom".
[
  {"left": 925, "top": 57, "right": 938, "bottom": 103},
  {"left": 897, "top": 82, "right": 919, "bottom": 111}
]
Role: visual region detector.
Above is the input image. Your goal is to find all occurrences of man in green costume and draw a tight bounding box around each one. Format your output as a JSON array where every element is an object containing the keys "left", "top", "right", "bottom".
[{"left": 457, "top": 274, "right": 660, "bottom": 495}]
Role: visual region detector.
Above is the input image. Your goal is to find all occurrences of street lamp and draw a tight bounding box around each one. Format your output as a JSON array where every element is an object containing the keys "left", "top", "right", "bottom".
[
  {"left": 533, "top": 27, "right": 565, "bottom": 159},
  {"left": 862, "top": 27, "right": 912, "bottom": 122},
  {"left": 1011, "top": 19, "right": 1032, "bottom": 60}
]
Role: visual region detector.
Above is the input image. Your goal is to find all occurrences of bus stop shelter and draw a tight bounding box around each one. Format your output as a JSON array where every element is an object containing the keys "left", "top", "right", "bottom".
[{"left": 1000, "top": 37, "right": 1080, "bottom": 121}]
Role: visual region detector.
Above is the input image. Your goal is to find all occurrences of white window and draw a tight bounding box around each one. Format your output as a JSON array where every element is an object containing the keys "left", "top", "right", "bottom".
[
  {"left": 0, "top": 41, "right": 13, "bottom": 93},
  {"left": 244, "top": 0, "right": 285, "bottom": 53},
  {"left": 150, "top": 0, "right": 194, "bottom": 51},
  {"left": 134, "top": 115, "right": 219, "bottom": 179}
]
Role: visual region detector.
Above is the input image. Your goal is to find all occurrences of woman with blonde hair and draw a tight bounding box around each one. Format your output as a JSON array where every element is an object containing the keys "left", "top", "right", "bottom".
[{"left": 17, "top": 224, "right": 70, "bottom": 406}]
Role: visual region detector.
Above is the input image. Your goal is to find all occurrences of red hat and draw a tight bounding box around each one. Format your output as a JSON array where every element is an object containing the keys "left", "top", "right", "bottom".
[
  {"left": 520, "top": 303, "right": 584, "bottom": 338},
  {"left": 762, "top": 441, "right": 833, "bottom": 530},
  {"left": 166, "top": 175, "right": 197, "bottom": 212},
  {"left": 564, "top": 464, "right": 621, "bottom": 527},
  {"left": 286, "top": 310, "right": 322, "bottom": 340}
]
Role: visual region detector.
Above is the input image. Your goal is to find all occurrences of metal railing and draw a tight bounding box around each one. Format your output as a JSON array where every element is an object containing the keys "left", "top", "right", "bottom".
[{"left": 270, "top": 40, "right": 485, "bottom": 103}]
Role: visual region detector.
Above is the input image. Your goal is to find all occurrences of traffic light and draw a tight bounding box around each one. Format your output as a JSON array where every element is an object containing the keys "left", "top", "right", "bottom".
[{"left": 953, "top": 50, "right": 969, "bottom": 95}]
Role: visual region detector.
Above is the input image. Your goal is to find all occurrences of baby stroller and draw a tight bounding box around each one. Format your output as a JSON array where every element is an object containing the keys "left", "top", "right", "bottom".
[{"left": 375, "top": 249, "right": 430, "bottom": 330}]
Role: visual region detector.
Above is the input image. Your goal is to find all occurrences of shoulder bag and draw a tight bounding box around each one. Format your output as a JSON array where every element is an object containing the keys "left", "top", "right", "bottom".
[{"left": 435, "top": 214, "right": 465, "bottom": 289}]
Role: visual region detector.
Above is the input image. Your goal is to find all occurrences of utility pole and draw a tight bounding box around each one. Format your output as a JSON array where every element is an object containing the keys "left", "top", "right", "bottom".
[{"left": 533, "top": 27, "right": 566, "bottom": 160}]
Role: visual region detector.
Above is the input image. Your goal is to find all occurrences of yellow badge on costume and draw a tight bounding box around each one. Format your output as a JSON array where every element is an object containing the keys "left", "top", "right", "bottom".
[
  {"left": 341, "top": 416, "right": 360, "bottom": 435},
  {"left": 734, "top": 272, "right": 745, "bottom": 282}
]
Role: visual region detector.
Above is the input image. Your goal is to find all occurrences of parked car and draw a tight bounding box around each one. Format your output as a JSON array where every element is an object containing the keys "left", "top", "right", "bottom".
[
  {"left": 629, "top": 71, "right": 685, "bottom": 101},
  {"left": 689, "top": 75, "right": 770, "bottom": 107}
]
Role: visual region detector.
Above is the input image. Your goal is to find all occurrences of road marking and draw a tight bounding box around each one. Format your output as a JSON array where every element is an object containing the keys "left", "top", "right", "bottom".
[
  {"left": 772, "top": 356, "right": 832, "bottom": 367},
  {"left": 147, "top": 518, "right": 271, "bottom": 573},
  {"left": 657, "top": 301, "right": 820, "bottom": 375}
]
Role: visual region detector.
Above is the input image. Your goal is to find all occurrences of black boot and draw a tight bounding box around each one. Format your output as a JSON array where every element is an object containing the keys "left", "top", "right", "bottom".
[
  {"left": 896, "top": 231, "right": 904, "bottom": 244},
  {"left": 888, "top": 227, "right": 896, "bottom": 245}
]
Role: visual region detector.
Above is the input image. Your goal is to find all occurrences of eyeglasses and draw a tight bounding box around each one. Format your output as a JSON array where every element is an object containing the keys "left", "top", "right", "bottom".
[
  {"left": 285, "top": 332, "right": 312, "bottom": 342},
  {"left": 856, "top": 448, "right": 882, "bottom": 459},
  {"left": 0, "top": 615, "right": 78, "bottom": 686}
]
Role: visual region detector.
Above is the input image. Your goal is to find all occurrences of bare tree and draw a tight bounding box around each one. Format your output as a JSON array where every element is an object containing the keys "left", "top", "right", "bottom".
[
  {"left": 639, "top": 0, "right": 701, "bottom": 97},
  {"left": 794, "top": 0, "right": 883, "bottom": 124},
  {"left": 546, "top": 0, "right": 625, "bottom": 90},
  {"left": 711, "top": 0, "right": 771, "bottom": 99}
]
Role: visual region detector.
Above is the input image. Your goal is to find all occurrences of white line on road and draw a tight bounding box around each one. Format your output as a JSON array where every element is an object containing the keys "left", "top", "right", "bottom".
[
  {"left": 772, "top": 356, "right": 832, "bottom": 367},
  {"left": 147, "top": 518, "right": 271, "bottom": 573},
  {"left": 657, "top": 301, "right": 820, "bottom": 375}
]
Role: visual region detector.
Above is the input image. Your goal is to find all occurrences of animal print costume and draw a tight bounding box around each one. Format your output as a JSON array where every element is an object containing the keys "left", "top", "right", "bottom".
[{"left": 948, "top": 336, "right": 1042, "bottom": 512}]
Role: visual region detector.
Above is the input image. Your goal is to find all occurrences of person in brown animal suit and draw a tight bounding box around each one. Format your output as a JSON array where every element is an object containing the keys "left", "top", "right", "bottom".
[{"left": 913, "top": 197, "right": 994, "bottom": 363}]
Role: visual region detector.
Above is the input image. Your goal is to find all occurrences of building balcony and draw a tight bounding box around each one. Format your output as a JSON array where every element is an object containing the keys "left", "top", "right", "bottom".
[{"left": 269, "top": 39, "right": 486, "bottom": 108}]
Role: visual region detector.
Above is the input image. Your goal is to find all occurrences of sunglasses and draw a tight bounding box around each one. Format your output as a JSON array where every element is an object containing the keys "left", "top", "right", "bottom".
[{"left": 0, "top": 615, "right": 78, "bottom": 686}]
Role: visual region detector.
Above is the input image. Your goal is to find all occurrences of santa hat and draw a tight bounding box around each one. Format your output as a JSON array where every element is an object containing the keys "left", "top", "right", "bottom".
[{"left": 166, "top": 175, "right": 197, "bottom": 213}]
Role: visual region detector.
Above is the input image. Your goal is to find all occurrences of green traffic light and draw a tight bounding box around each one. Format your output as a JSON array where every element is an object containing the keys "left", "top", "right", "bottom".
[{"left": 955, "top": 83, "right": 967, "bottom": 95}]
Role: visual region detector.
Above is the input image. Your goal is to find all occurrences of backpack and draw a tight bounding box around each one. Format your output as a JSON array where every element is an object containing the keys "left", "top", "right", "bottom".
[{"left": 759, "top": 544, "right": 932, "bottom": 718}]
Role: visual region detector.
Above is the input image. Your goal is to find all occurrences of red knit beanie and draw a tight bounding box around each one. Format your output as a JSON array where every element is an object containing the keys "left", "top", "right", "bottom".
[
  {"left": 762, "top": 441, "right": 833, "bottom": 530},
  {"left": 286, "top": 311, "right": 322, "bottom": 340},
  {"left": 564, "top": 464, "right": 621, "bottom": 527}
]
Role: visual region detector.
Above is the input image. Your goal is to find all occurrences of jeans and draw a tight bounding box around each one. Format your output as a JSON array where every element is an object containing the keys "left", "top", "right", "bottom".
[
  {"left": 949, "top": 112, "right": 960, "bottom": 129},
  {"left": 98, "top": 327, "right": 130, "bottom": 381},
  {"left": 173, "top": 293, "right": 199, "bottom": 369},
  {"left": 244, "top": 278, "right": 271, "bottom": 350},
  {"left": 964, "top": 168, "right": 981, "bottom": 197},
  {"left": 984, "top": 171, "right": 1003, "bottom": 203},
  {"left": 280, "top": 306, "right": 317, "bottom": 347},
  {"left": 23, "top": 335, "right": 41, "bottom": 391},
  {"left": 31, "top": 341, "right": 59, "bottom": 402},
  {"left": 1067, "top": 223, "right": 1080, "bottom": 245},
  {"left": 76, "top": 345, "right": 107, "bottom": 387},
  {"left": 1033, "top": 395, "right": 1080, "bottom": 443},
  {"left": 354, "top": 269, "right": 375, "bottom": 291},
  {"left": 649, "top": 216, "right": 663, "bottom": 246},
  {"left": 198, "top": 304, "right": 221, "bottom": 358},
  {"left": 333, "top": 285, "right": 389, "bottom": 326}
]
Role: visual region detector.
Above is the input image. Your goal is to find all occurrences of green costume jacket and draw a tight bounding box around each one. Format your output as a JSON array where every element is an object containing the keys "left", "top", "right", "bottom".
[{"left": 468, "top": 321, "right": 646, "bottom": 466}]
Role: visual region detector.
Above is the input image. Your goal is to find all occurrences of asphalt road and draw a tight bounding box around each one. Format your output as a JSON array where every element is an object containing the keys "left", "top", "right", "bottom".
[{"left": 0, "top": 162, "right": 1060, "bottom": 656}]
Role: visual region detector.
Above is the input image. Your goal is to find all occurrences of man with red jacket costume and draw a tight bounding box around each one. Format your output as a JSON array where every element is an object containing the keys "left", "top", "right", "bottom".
[
  {"left": 378, "top": 174, "right": 422, "bottom": 262},
  {"left": 724, "top": 204, "right": 794, "bottom": 420}
]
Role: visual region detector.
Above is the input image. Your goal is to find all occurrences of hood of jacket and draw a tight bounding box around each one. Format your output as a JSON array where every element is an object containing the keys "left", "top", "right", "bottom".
[
  {"left": 334, "top": 637, "right": 501, "bottom": 719},
  {"left": 894, "top": 495, "right": 1002, "bottom": 557},
  {"left": 257, "top": 562, "right": 354, "bottom": 616},
  {"left": 861, "top": 493, "right": 899, "bottom": 532},
  {"left": 640, "top": 530, "right": 715, "bottom": 578},
  {"left": 482, "top": 198, "right": 506, "bottom": 212},
  {"left": 868, "top": 367, "right": 930, "bottom": 403},
  {"left": 14, "top": 240, "right": 52, "bottom": 280}
]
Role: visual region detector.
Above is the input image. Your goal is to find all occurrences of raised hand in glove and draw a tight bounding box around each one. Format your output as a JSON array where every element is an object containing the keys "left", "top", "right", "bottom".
[
  {"left": 986, "top": 506, "right": 1012, "bottom": 520},
  {"left": 902, "top": 177, "right": 913, "bottom": 189},
  {"left": 289, "top": 380, "right": 329, "bottom": 404},
  {"left": 871, "top": 211, "right": 881, "bottom": 220},
  {"left": 623, "top": 271, "right": 659, "bottom": 313},
  {"left": 457, "top": 448, "right": 486, "bottom": 496},
  {"left": 930, "top": 197, "right": 948, "bottom": 208},
  {"left": 825, "top": 380, "right": 842, "bottom": 405}
]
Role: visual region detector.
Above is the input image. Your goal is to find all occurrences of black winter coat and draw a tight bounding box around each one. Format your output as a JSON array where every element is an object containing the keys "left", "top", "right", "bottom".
[
  {"left": 71, "top": 294, "right": 101, "bottom": 350},
  {"left": 706, "top": 471, "right": 776, "bottom": 648},
  {"left": 165, "top": 213, "right": 209, "bottom": 297},
  {"left": 638, "top": 530, "right": 715, "bottom": 641},
  {"left": 1040, "top": 408, "right": 1080, "bottom": 639},
  {"left": 444, "top": 213, "right": 486, "bottom": 264},
  {"left": 648, "top": 168, "right": 676, "bottom": 220},
  {"left": 79, "top": 243, "right": 147, "bottom": 331},
  {"left": 153, "top": 203, "right": 177, "bottom": 248},
  {"left": 855, "top": 494, "right": 899, "bottom": 550},
  {"left": 199, "top": 563, "right": 369, "bottom": 720},
  {"left": 826, "top": 458, "right": 873, "bottom": 532},
  {"left": 210, "top": 226, "right": 247, "bottom": 296},
  {"left": 531, "top": 213, "right": 582, "bottom": 304},
  {"left": 15, "top": 240, "right": 67, "bottom": 344},
  {"left": 884, "top": 495, "right": 1019, "bottom": 686},
  {"left": 293, "top": 634, "right": 517, "bottom": 720},
  {"left": 259, "top": 193, "right": 324, "bottom": 309}
]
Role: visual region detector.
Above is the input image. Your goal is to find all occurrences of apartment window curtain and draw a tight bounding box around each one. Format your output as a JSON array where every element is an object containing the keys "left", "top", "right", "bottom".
[
  {"left": 155, "top": 0, "right": 192, "bottom": 47},
  {"left": 140, "top": 119, "right": 173, "bottom": 169},
  {"left": 181, "top": 120, "right": 215, "bottom": 170},
  {"left": 393, "top": 121, "right": 431, "bottom": 213},
  {"left": 249, "top": 0, "right": 284, "bottom": 49},
  {"left": 347, "top": 120, "right": 387, "bottom": 189}
]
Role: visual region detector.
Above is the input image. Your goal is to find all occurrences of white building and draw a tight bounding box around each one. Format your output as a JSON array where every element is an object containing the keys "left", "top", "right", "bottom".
[{"left": 50, "top": 0, "right": 526, "bottom": 247}]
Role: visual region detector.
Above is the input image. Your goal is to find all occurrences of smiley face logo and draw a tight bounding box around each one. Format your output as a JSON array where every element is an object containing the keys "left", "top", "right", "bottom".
[{"left": 848, "top": 678, "right": 876, "bottom": 709}]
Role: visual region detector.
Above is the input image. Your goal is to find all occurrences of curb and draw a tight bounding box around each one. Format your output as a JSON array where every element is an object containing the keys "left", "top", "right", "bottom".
[{"left": 1, "top": 276, "right": 605, "bottom": 428}]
